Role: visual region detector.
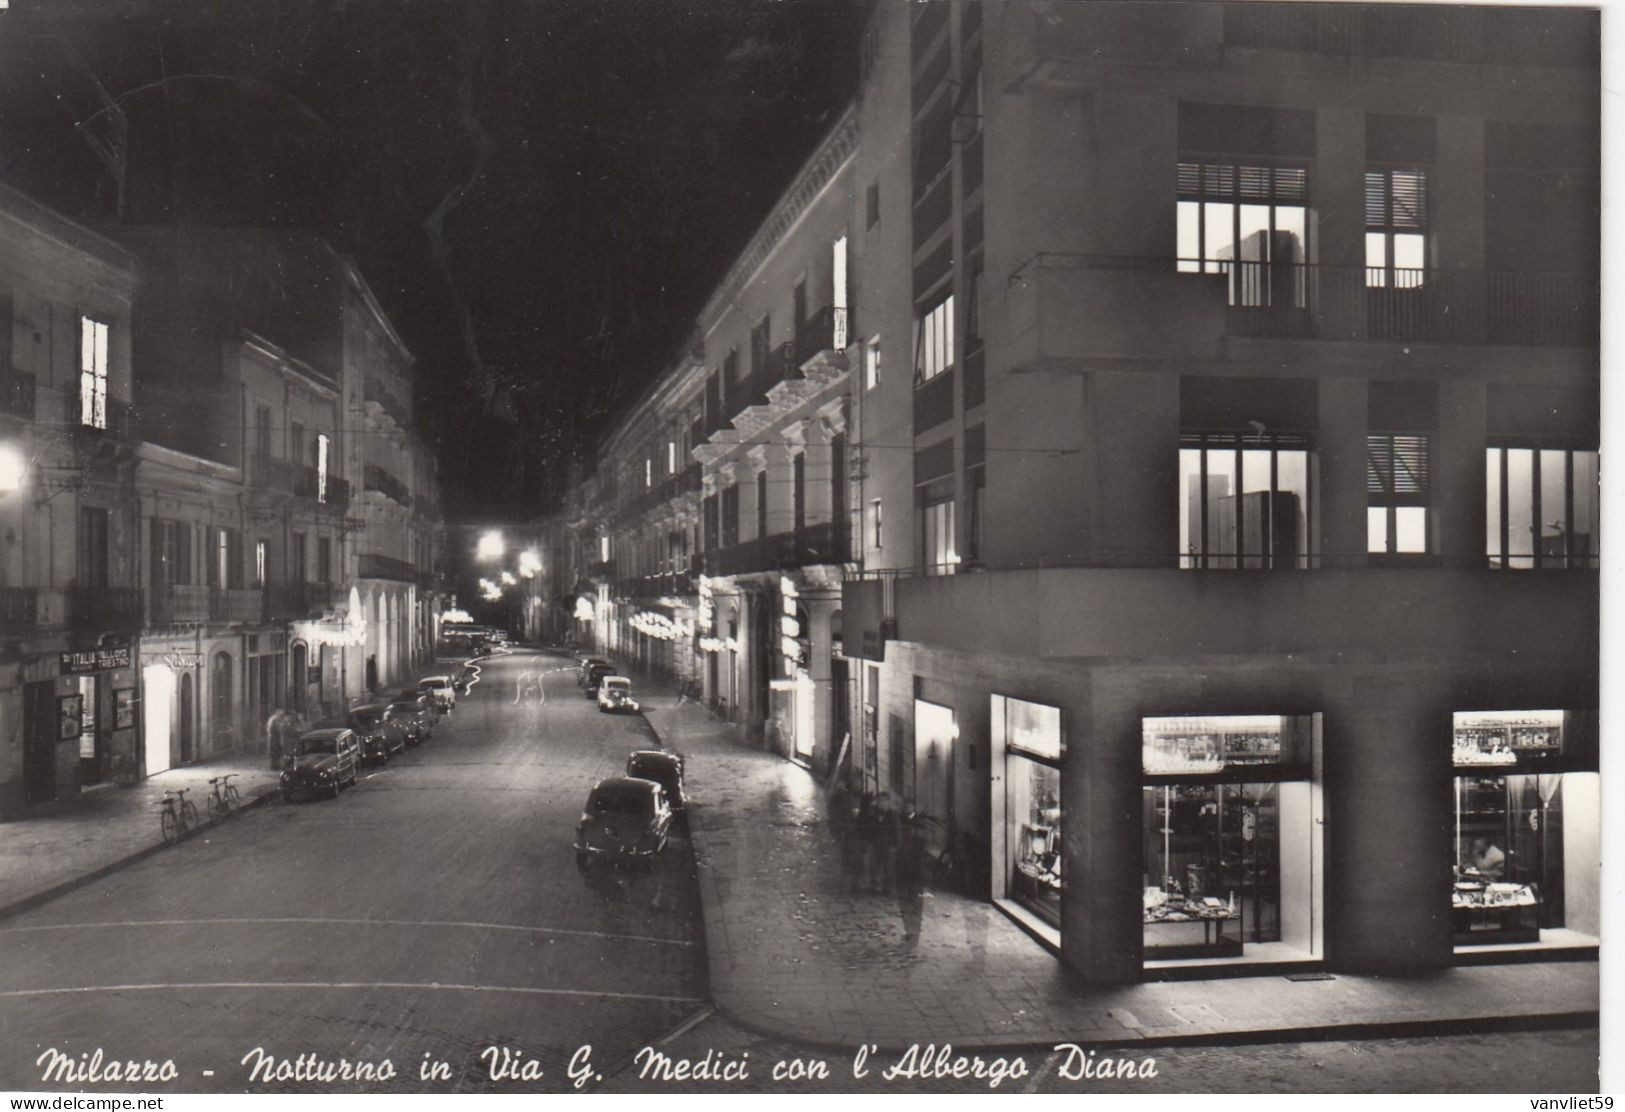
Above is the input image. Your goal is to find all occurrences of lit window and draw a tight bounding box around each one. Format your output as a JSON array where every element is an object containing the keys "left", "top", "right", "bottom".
[
  {"left": 316, "top": 433, "right": 330, "bottom": 503},
  {"left": 645, "top": 458, "right": 653, "bottom": 488},
  {"left": 832, "top": 234, "right": 850, "bottom": 350},
  {"left": 1365, "top": 168, "right": 1428, "bottom": 289},
  {"left": 217, "top": 529, "right": 230, "bottom": 587},
  {"left": 871, "top": 499, "right": 883, "bottom": 549},
  {"left": 255, "top": 540, "right": 267, "bottom": 586},
  {"left": 1176, "top": 161, "right": 1308, "bottom": 308},
  {"left": 0, "top": 445, "right": 23, "bottom": 492},
  {"left": 1179, "top": 432, "right": 1312, "bottom": 569},
  {"left": 1487, "top": 446, "right": 1598, "bottom": 569},
  {"left": 79, "top": 316, "right": 109, "bottom": 429},
  {"left": 865, "top": 337, "right": 882, "bottom": 390},
  {"left": 915, "top": 297, "right": 954, "bottom": 383},
  {"left": 1367, "top": 435, "right": 1430, "bottom": 555},
  {"left": 922, "top": 497, "right": 957, "bottom": 574},
  {"left": 600, "top": 535, "right": 610, "bottom": 563},
  {"left": 668, "top": 441, "right": 677, "bottom": 475}
]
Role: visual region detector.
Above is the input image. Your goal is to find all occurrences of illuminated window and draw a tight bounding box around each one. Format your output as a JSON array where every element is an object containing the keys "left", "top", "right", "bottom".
[
  {"left": 1365, "top": 167, "right": 1428, "bottom": 288},
  {"left": 255, "top": 540, "right": 267, "bottom": 586},
  {"left": 316, "top": 433, "right": 330, "bottom": 503},
  {"left": 871, "top": 499, "right": 883, "bottom": 549},
  {"left": 914, "top": 296, "right": 954, "bottom": 383},
  {"left": 667, "top": 441, "right": 676, "bottom": 475},
  {"left": 1367, "top": 435, "right": 1430, "bottom": 555},
  {"left": 79, "top": 316, "right": 109, "bottom": 429},
  {"left": 0, "top": 445, "right": 23, "bottom": 492},
  {"left": 645, "top": 458, "right": 653, "bottom": 488},
  {"left": 1176, "top": 161, "right": 1308, "bottom": 308},
  {"left": 864, "top": 336, "right": 881, "bottom": 390},
  {"left": 922, "top": 496, "right": 956, "bottom": 574},
  {"left": 1487, "top": 446, "right": 1598, "bottom": 569},
  {"left": 600, "top": 535, "right": 610, "bottom": 563},
  {"left": 1179, "top": 432, "right": 1311, "bottom": 569}
]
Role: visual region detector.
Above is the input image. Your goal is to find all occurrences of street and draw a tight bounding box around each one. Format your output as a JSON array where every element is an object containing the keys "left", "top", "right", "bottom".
[
  {"left": 0, "top": 649, "right": 705, "bottom": 1094},
  {"left": 0, "top": 648, "right": 1600, "bottom": 1094}
]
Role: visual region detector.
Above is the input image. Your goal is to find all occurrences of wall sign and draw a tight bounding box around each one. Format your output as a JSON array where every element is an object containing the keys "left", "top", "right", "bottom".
[{"left": 60, "top": 642, "right": 131, "bottom": 674}]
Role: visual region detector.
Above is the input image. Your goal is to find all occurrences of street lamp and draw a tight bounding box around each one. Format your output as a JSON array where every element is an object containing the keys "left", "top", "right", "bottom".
[
  {"left": 476, "top": 530, "right": 505, "bottom": 561},
  {"left": 0, "top": 444, "right": 24, "bottom": 493},
  {"left": 518, "top": 548, "right": 541, "bottom": 578}
]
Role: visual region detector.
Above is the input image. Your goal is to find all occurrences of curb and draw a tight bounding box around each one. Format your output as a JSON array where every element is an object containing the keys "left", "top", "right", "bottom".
[{"left": 0, "top": 785, "right": 280, "bottom": 926}]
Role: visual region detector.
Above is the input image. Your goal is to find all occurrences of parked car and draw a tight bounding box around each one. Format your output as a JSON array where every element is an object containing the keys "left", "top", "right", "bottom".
[
  {"left": 281, "top": 728, "right": 360, "bottom": 801},
  {"left": 576, "top": 656, "right": 612, "bottom": 684},
  {"left": 394, "top": 686, "right": 442, "bottom": 721},
  {"left": 597, "top": 676, "right": 640, "bottom": 714},
  {"left": 574, "top": 777, "right": 674, "bottom": 871},
  {"left": 625, "top": 750, "right": 685, "bottom": 811},
  {"left": 418, "top": 675, "right": 457, "bottom": 711},
  {"left": 385, "top": 694, "right": 433, "bottom": 744},
  {"left": 314, "top": 705, "right": 406, "bottom": 765},
  {"left": 583, "top": 662, "right": 616, "bottom": 696}
]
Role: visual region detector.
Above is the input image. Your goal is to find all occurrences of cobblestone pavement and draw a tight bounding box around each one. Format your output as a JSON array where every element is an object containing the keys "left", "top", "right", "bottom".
[{"left": 599, "top": 1007, "right": 1600, "bottom": 1093}]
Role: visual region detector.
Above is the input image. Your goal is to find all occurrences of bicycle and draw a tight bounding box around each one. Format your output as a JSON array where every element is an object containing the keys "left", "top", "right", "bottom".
[
  {"left": 206, "top": 774, "right": 242, "bottom": 825},
  {"left": 158, "top": 788, "right": 201, "bottom": 845},
  {"left": 913, "top": 814, "right": 973, "bottom": 893}
]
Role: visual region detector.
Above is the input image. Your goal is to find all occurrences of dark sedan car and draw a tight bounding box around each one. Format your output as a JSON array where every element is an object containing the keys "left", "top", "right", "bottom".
[
  {"left": 577, "top": 656, "right": 613, "bottom": 687},
  {"left": 393, "top": 687, "right": 443, "bottom": 722},
  {"left": 281, "top": 728, "right": 360, "bottom": 801},
  {"left": 626, "top": 750, "right": 685, "bottom": 811},
  {"left": 574, "top": 777, "right": 673, "bottom": 872},
  {"left": 385, "top": 695, "right": 432, "bottom": 745},
  {"left": 315, "top": 705, "right": 406, "bottom": 765}
]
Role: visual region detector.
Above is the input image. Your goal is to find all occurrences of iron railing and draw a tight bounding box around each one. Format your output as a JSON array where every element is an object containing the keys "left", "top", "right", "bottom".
[
  {"left": 211, "top": 587, "right": 265, "bottom": 624},
  {"left": 363, "top": 464, "right": 412, "bottom": 508},
  {"left": 703, "top": 521, "right": 852, "bottom": 577},
  {"left": 0, "top": 586, "right": 39, "bottom": 627},
  {"left": 150, "top": 584, "right": 211, "bottom": 626},
  {"left": 70, "top": 585, "right": 144, "bottom": 633}
]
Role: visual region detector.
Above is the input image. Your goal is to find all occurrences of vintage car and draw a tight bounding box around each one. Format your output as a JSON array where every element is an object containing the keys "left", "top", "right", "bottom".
[
  {"left": 393, "top": 687, "right": 442, "bottom": 721},
  {"left": 280, "top": 728, "right": 360, "bottom": 801},
  {"left": 418, "top": 675, "right": 457, "bottom": 711},
  {"left": 596, "top": 676, "right": 640, "bottom": 714},
  {"left": 385, "top": 694, "right": 433, "bottom": 744},
  {"left": 576, "top": 656, "right": 614, "bottom": 687},
  {"left": 574, "top": 777, "right": 673, "bottom": 871},
  {"left": 582, "top": 662, "right": 616, "bottom": 697},
  {"left": 315, "top": 705, "right": 406, "bottom": 765},
  {"left": 625, "top": 750, "right": 685, "bottom": 812}
]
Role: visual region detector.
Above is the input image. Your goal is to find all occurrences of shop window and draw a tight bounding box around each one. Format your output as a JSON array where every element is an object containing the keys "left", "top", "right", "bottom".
[
  {"left": 1486, "top": 446, "right": 1598, "bottom": 569},
  {"left": 1176, "top": 161, "right": 1308, "bottom": 308},
  {"left": 1452, "top": 710, "right": 1597, "bottom": 947},
  {"left": 993, "top": 695, "right": 1063, "bottom": 930},
  {"left": 79, "top": 316, "right": 109, "bottom": 429},
  {"left": 1142, "top": 714, "right": 1321, "bottom": 963},
  {"left": 1179, "top": 432, "right": 1312, "bottom": 568},
  {"left": 1367, "top": 434, "right": 1430, "bottom": 555}
]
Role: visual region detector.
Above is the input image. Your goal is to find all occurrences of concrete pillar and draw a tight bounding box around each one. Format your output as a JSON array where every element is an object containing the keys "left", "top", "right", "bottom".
[
  {"left": 1089, "top": 370, "right": 1179, "bottom": 567},
  {"left": 1314, "top": 107, "right": 1368, "bottom": 341},
  {"left": 1437, "top": 381, "right": 1487, "bottom": 568},
  {"left": 1318, "top": 377, "right": 1369, "bottom": 569},
  {"left": 1323, "top": 671, "right": 1454, "bottom": 970},
  {"left": 1435, "top": 116, "right": 1487, "bottom": 340},
  {"left": 1086, "top": 92, "right": 1177, "bottom": 259}
]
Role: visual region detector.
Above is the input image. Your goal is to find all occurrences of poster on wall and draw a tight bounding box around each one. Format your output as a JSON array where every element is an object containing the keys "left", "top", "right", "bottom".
[
  {"left": 114, "top": 689, "right": 135, "bottom": 730},
  {"left": 56, "top": 694, "right": 82, "bottom": 742}
]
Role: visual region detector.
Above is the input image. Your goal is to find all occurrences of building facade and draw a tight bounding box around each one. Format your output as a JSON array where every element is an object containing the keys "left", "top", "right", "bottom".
[{"left": 559, "top": 2, "right": 1600, "bottom": 985}]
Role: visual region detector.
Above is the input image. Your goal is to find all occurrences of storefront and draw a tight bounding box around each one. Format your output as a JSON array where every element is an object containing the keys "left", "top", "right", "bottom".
[
  {"left": 993, "top": 695, "right": 1064, "bottom": 934},
  {"left": 60, "top": 640, "right": 138, "bottom": 789},
  {"left": 1141, "top": 714, "right": 1323, "bottom": 966},
  {"left": 1451, "top": 710, "right": 1599, "bottom": 951}
]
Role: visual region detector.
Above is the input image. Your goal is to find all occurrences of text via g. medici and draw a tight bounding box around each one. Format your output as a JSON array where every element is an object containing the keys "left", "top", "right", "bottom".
[{"left": 35, "top": 1042, "right": 1159, "bottom": 1091}]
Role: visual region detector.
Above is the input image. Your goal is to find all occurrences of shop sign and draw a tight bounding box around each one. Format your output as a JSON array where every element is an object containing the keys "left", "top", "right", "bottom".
[{"left": 60, "top": 642, "right": 132, "bottom": 674}]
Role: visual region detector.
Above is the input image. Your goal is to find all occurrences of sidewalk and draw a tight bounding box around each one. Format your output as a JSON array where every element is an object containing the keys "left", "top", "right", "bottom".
[
  {"left": 626, "top": 668, "right": 1599, "bottom": 1052},
  {"left": 0, "top": 751, "right": 280, "bottom": 921}
]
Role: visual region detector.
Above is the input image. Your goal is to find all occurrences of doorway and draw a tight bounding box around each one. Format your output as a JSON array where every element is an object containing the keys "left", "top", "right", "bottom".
[
  {"left": 290, "top": 642, "right": 308, "bottom": 714},
  {"left": 178, "top": 672, "right": 195, "bottom": 764},
  {"left": 23, "top": 681, "right": 57, "bottom": 804},
  {"left": 143, "top": 664, "right": 174, "bottom": 776},
  {"left": 211, "top": 651, "right": 234, "bottom": 752}
]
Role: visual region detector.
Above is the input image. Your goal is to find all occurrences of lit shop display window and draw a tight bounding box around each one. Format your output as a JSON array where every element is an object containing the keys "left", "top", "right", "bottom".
[
  {"left": 994, "top": 696, "right": 1063, "bottom": 930},
  {"left": 1452, "top": 711, "right": 1598, "bottom": 949},
  {"left": 1142, "top": 715, "right": 1321, "bottom": 964}
]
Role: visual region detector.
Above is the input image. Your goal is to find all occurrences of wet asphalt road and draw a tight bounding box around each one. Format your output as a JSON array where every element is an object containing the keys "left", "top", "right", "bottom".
[{"left": 0, "top": 649, "right": 705, "bottom": 1094}]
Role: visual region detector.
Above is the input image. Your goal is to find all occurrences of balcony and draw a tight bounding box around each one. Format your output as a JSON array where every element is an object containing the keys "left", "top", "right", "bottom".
[
  {"left": 293, "top": 465, "right": 351, "bottom": 511},
  {"left": 616, "top": 571, "right": 695, "bottom": 600},
  {"left": 149, "top": 584, "right": 211, "bottom": 626},
  {"left": 363, "top": 464, "right": 412, "bottom": 508},
  {"left": 704, "top": 521, "right": 852, "bottom": 578},
  {"left": 211, "top": 587, "right": 265, "bottom": 624},
  {"left": 264, "top": 580, "right": 336, "bottom": 621},
  {"left": 0, "top": 586, "right": 39, "bottom": 629},
  {"left": 0, "top": 370, "right": 35, "bottom": 420},
  {"left": 64, "top": 387, "right": 135, "bottom": 440},
  {"left": 69, "top": 585, "right": 144, "bottom": 634},
  {"left": 793, "top": 304, "right": 850, "bottom": 367},
  {"left": 251, "top": 452, "right": 299, "bottom": 495},
  {"left": 358, "top": 552, "right": 416, "bottom": 582},
  {"left": 364, "top": 376, "right": 412, "bottom": 431}
]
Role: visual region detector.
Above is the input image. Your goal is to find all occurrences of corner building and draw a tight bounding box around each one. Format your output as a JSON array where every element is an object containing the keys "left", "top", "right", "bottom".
[{"left": 841, "top": 1, "right": 1598, "bottom": 981}]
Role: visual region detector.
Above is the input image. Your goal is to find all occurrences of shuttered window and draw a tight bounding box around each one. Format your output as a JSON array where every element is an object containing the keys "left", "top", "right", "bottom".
[
  {"left": 1367, "top": 434, "right": 1431, "bottom": 555},
  {"left": 1176, "top": 160, "right": 1309, "bottom": 308},
  {"left": 1365, "top": 168, "right": 1429, "bottom": 287}
]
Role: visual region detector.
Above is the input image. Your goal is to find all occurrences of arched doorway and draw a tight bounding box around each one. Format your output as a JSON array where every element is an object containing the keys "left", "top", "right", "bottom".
[
  {"left": 366, "top": 655, "right": 379, "bottom": 695},
  {"left": 178, "top": 672, "right": 195, "bottom": 764},
  {"left": 211, "top": 651, "right": 234, "bottom": 752},
  {"left": 290, "top": 642, "right": 308, "bottom": 715}
]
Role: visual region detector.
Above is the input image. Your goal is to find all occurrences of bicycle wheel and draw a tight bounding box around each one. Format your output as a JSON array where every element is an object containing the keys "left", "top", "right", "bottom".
[
  {"left": 181, "top": 800, "right": 200, "bottom": 836},
  {"left": 225, "top": 784, "right": 242, "bottom": 809},
  {"left": 160, "top": 809, "right": 179, "bottom": 845},
  {"left": 207, "top": 794, "right": 226, "bottom": 825}
]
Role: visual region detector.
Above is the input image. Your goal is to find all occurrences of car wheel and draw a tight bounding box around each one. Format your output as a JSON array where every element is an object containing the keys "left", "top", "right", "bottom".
[
  {"left": 282, "top": 790, "right": 296, "bottom": 804},
  {"left": 575, "top": 851, "right": 592, "bottom": 874}
]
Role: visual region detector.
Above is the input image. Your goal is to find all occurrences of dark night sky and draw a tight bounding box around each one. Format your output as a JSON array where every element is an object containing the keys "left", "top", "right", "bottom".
[{"left": 0, "top": 0, "right": 864, "bottom": 522}]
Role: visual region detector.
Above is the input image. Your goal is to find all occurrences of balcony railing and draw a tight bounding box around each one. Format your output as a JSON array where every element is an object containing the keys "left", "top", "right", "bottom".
[
  {"left": 793, "top": 304, "right": 849, "bottom": 367},
  {"left": 359, "top": 552, "right": 416, "bottom": 582},
  {"left": 149, "top": 584, "right": 211, "bottom": 626},
  {"left": 0, "top": 370, "right": 36, "bottom": 420},
  {"left": 616, "top": 571, "right": 695, "bottom": 600},
  {"left": 363, "top": 464, "right": 413, "bottom": 508},
  {"left": 293, "top": 465, "right": 351, "bottom": 511},
  {"left": 364, "top": 376, "right": 413, "bottom": 431},
  {"left": 703, "top": 521, "right": 852, "bottom": 577},
  {"left": 70, "top": 585, "right": 144, "bottom": 633},
  {"left": 211, "top": 587, "right": 265, "bottom": 624},
  {"left": 264, "top": 580, "right": 335, "bottom": 621},
  {"left": 252, "top": 452, "right": 300, "bottom": 495},
  {"left": 1195, "top": 262, "right": 1598, "bottom": 348},
  {"left": 0, "top": 586, "right": 39, "bottom": 627},
  {"left": 65, "top": 388, "right": 135, "bottom": 439}
]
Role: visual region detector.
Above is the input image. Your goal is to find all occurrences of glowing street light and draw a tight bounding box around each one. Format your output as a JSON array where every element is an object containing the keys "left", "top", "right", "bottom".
[
  {"left": 476, "top": 530, "right": 505, "bottom": 561},
  {"left": 499, "top": 570, "right": 517, "bottom": 587},
  {"left": 518, "top": 549, "right": 542, "bottom": 578},
  {"left": 0, "top": 444, "right": 23, "bottom": 493}
]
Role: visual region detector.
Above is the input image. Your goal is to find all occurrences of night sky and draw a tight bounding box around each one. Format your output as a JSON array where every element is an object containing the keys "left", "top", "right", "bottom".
[{"left": 0, "top": 0, "right": 865, "bottom": 521}]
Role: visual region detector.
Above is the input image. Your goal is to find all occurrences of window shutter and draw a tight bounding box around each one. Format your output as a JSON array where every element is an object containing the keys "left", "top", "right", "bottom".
[
  {"left": 1367, "top": 434, "right": 1430, "bottom": 498},
  {"left": 1389, "top": 169, "right": 1427, "bottom": 228},
  {"left": 1365, "top": 171, "right": 1386, "bottom": 226}
]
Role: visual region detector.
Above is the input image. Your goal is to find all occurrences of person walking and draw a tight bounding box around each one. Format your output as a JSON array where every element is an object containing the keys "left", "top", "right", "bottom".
[
  {"left": 265, "top": 709, "right": 289, "bottom": 770},
  {"left": 895, "top": 802, "right": 929, "bottom": 950}
]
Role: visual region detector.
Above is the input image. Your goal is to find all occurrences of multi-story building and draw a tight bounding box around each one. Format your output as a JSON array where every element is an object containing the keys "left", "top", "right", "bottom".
[
  {"left": 0, "top": 186, "right": 143, "bottom": 815},
  {"left": 840, "top": 0, "right": 1598, "bottom": 982},
  {"left": 561, "top": 2, "right": 1599, "bottom": 986}
]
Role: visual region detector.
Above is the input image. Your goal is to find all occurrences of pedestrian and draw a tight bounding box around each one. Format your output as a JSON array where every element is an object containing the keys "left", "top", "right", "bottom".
[
  {"left": 266, "top": 708, "right": 288, "bottom": 770},
  {"left": 872, "top": 792, "right": 900, "bottom": 894},
  {"left": 895, "top": 802, "right": 929, "bottom": 950}
]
